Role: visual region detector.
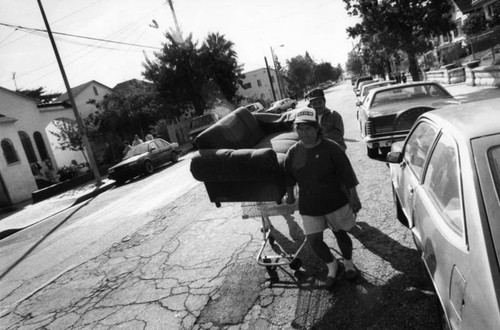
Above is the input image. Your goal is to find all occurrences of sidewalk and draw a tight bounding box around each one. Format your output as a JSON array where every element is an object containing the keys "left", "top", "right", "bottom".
[{"left": 0, "top": 143, "right": 194, "bottom": 240}]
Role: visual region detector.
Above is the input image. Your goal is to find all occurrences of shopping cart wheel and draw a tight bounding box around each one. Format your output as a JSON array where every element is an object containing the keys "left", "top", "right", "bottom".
[
  {"left": 263, "top": 258, "right": 279, "bottom": 282},
  {"left": 289, "top": 258, "right": 302, "bottom": 270},
  {"left": 266, "top": 266, "right": 279, "bottom": 282}
]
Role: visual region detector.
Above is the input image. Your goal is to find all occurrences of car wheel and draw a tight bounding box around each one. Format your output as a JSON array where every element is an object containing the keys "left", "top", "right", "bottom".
[
  {"left": 144, "top": 160, "right": 154, "bottom": 175},
  {"left": 392, "top": 185, "right": 409, "bottom": 227},
  {"left": 171, "top": 152, "right": 179, "bottom": 163},
  {"left": 367, "top": 146, "right": 378, "bottom": 158}
]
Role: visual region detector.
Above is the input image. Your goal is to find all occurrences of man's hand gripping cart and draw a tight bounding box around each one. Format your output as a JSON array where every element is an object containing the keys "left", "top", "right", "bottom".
[{"left": 241, "top": 201, "right": 307, "bottom": 282}]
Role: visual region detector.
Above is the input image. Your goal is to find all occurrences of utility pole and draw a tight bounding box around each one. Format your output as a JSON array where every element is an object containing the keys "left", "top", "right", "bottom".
[
  {"left": 166, "top": 0, "right": 182, "bottom": 38},
  {"left": 37, "top": 0, "right": 102, "bottom": 186},
  {"left": 265, "top": 57, "right": 277, "bottom": 102},
  {"left": 270, "top": 46, "right": 283, "bottom": 99}
]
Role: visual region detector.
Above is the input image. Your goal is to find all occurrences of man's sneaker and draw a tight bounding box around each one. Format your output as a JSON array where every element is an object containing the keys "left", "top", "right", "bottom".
[{"left": 325, "top": 261, "right": 342, "bottom": 289}]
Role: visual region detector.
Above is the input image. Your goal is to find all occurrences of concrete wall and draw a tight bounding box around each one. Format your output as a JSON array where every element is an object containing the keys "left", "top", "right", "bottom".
[
  {"left": 467, "top": 65, "right": 500, "bottom": 87},
  {"left": 424, "top": 67, "right": 466, "bottom": 84}
]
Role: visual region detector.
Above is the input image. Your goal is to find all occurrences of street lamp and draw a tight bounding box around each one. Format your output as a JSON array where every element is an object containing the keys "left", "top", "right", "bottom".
[{"left": 270, "top": 45, "right": 284, "bottom": 99}]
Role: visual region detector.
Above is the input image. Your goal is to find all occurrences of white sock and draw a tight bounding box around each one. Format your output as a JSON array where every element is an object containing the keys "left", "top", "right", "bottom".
[
  {"left": 326, "top": 260, "right": 338, "bottom": 278},
  {"left": 344, "top": 259, "right": 355, "bottom": 271}
]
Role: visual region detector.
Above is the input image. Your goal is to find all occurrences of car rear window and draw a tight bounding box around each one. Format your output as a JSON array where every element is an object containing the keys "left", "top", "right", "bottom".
[{"left": 371, "top": 84, "right": 449, "bottom": 108}]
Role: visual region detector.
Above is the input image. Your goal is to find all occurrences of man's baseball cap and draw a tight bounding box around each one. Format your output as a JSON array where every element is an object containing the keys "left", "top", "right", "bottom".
[
  {"left": 294, "top": 108, "right": 317, "bottom": 123},
  {"left": 307, "top": 88, "right": 325, "bottom": 101}
]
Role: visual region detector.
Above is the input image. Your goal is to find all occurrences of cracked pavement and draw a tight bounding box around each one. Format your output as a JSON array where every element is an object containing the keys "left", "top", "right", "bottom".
[{"left": 0, "top": 180, "right": 437, "bottom": 330}]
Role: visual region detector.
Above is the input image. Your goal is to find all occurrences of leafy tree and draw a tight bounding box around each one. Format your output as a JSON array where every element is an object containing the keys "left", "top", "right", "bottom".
[
  {"left": 346, "top": 50, "right": 364, "bottom": 76},
  {"left": 143, "top": 32, "right": 242, "bottom": 116},
  {"left": 286, "top": 54, "right": 315, "bottom": 97},
  {"left": 87, "top": 88, "right": 163, "bottom": 141},
  {"left": 343, "top": 0, "right": 455, "bottom": 81},
  {"left": 315, "top": 62, "right": 336, "bottom": 83},
  {"left": 463, "top": 12, "right": 487, "bottom": 36},
  {"left": 16, "top": 87, "right": 61, "bottom": 103},
  {"left": 199, "top": 33, "right": 243, "bottom": 107},
  {"left": 49, "top": 119, "right": 88, "bottom": 164}
]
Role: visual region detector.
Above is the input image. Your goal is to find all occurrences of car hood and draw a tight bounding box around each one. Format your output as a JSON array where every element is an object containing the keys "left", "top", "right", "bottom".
[
  {"left": 109, "top": 153, "right": 147, "bottom": 169},
  {"left": 368, "top": 98, "right": 459, "bottom": 117}
]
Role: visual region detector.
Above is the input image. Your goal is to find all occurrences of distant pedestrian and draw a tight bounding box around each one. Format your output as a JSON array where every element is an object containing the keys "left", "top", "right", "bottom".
[
  {"left": 123, "top": 140, "right": 132, "bottom": 156},
  {"left": 132, "top": 135, "right": 143, "bottom": 146},
  {"left": 285, "top": 108, "right": 362, "bottom": 289},
  {"left": 401, "top": 71, "right": 407, "bottom": 83},
  {"left": 307, "top": 88, "right": 347, "bottom": 151},
  {"left": 145, "top": 133, "right": 154, "bottom": 141}
]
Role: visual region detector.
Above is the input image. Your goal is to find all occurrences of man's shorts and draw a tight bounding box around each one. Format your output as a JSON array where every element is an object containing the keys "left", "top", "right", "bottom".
[{"left": 301, "top": 204, "right": 356, "bottom": 235}]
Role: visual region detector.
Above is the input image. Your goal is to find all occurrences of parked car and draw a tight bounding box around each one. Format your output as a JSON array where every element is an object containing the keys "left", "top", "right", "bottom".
[
  {"left": 357, "top": 80, "right": 397, "bottom": 101},
  {"left": 386, "top": 101, "right": 500, "bottom": 330},
  {"left": 108, "top": 138, "right": 181, "bottom": 184},
  {"left": 265, "top": 98, "right": 297, "bottom": 113},
  {"left": 357, "top": 81, "right": 458, "bottom": 158},
  {"left": 188, "top": 113, "right": 218, "bottom": 145},
  {"left": 353, "top": 76, "right": 373, "bottom": 94},
  {"left": 244, "top": 102, "right": 264, "bottom": 113},
  {"left": 355, "top": 79, "right": 378, "bottom": 97}
]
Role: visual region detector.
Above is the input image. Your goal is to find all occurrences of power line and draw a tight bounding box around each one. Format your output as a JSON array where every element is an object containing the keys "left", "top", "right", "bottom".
[{"left": 0, "top": 22, "right": 161, "bottom": 50}]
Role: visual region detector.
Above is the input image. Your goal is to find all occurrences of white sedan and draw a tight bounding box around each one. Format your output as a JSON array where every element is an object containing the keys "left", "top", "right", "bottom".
[{"left": 265, "top": 98, "right": 297, "bottom": 114}]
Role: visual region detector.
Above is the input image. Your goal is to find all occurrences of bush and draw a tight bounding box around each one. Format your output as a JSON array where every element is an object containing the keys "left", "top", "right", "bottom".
[{"left": 463, "top": 13, "right": 488, "bottom": 36}]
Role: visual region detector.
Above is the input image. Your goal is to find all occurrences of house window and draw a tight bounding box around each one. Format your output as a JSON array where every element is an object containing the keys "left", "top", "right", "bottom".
[
  {"left": 257, "top": 80, "right": 262, "bottom": 87},
  {"left": 18, "top": 131, "right": 37, "bottom": 163},
  {"left": 454, "top": 19, "right": 463, "bottom": 37},
  {"left": 93, "top": 86, "right": 99, "bottom": 96},
  {"left": 1, "top": 139, "right": 19, "bottom": 164},
  {"left": 34, "top": 132, "right": 49, "bottom": 160},
  {"left": 243, "top": 82, "right": 252, "bottom": 89}
]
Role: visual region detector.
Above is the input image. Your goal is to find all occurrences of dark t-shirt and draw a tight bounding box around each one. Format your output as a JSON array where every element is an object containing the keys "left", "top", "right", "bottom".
[{"left": 284, "top": 138, "right": 358, "bottom": 216}]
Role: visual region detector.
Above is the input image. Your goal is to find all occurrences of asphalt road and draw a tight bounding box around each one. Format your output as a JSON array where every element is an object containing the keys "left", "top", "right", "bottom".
[{"left": 1, "top": 81, "right": 499, "bottom": 329}]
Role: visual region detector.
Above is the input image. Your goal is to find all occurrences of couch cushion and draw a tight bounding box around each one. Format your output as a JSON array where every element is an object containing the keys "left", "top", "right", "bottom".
[
  {"left": 190, "top": 148, "right": 281, "bottom": 182},
  {"left": 254, "top": 131, "right": 299, "bottom": 154},
  {"left": 195, "top": 108, "right": 265, "bottom": 149}
]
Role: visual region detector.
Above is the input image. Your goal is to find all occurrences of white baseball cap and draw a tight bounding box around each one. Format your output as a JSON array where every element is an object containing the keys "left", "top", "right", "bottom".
[{"left": 294, "top": 108, "right": 317, "bottom": 124}]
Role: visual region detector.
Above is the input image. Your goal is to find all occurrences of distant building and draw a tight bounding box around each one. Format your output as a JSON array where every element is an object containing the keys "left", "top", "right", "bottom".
[{"left": 237, "top": 68, "right": 286, "bottom": 103}]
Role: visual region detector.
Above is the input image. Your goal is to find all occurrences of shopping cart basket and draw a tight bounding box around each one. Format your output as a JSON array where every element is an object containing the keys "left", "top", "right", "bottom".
[{"left": 241, "top": 201, "right": 307, "bottom": 282}]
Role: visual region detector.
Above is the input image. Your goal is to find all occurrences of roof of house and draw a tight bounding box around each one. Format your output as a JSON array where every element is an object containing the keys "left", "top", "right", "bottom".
[
  {"left": 0, "top": 85, "right": 38, "bottom": 103},
  {"left": 453, "top": 0, "right": 485, "bottom": 13},
  {"left": 55, "top": 80, "right": 112, "bottom": 102}
]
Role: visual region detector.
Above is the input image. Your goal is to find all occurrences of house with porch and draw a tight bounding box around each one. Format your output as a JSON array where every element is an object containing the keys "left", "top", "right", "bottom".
[{"left": 0, "top": 80, "right": 112, "bottom": 207}]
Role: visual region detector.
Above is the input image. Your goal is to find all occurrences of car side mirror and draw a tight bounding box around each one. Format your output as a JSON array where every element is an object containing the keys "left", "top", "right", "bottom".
[
  {"left": 150, "top": 147, "right": 156, "bottom": 152},
  {"left": 386, "top": 151, "right": 403, "bottom": 163}
]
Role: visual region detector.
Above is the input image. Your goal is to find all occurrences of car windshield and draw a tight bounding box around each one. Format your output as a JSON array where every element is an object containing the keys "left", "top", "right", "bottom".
[
  {"left": 371, "top": 84, "right": 450, "bottom": 108},
  {"left": 124, "top": 143, "right": 150, "bottom": 159}
]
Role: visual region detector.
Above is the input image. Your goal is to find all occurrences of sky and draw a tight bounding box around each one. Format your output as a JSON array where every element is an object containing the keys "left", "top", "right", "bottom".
[{"left": 0, "top": 0, "right": 359, "bottom": 94}]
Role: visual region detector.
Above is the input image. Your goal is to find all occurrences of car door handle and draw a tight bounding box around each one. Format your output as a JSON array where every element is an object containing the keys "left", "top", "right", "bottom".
[{"left": 407, "top": 185, "right": 414, "bottom": 194}]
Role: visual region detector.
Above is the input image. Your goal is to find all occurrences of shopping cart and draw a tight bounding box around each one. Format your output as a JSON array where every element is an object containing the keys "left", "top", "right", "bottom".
[{"left": 241, "top": 200, "right": 307, "bottom": 282}]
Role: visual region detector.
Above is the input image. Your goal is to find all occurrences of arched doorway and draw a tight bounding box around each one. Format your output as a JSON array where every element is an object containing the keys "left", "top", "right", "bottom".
[
  {"left": 34, "top": 131, "right": 49, "bottom": 161},
  {"left": 18, "top": 131, "right": 37, "bottom": 164}
]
